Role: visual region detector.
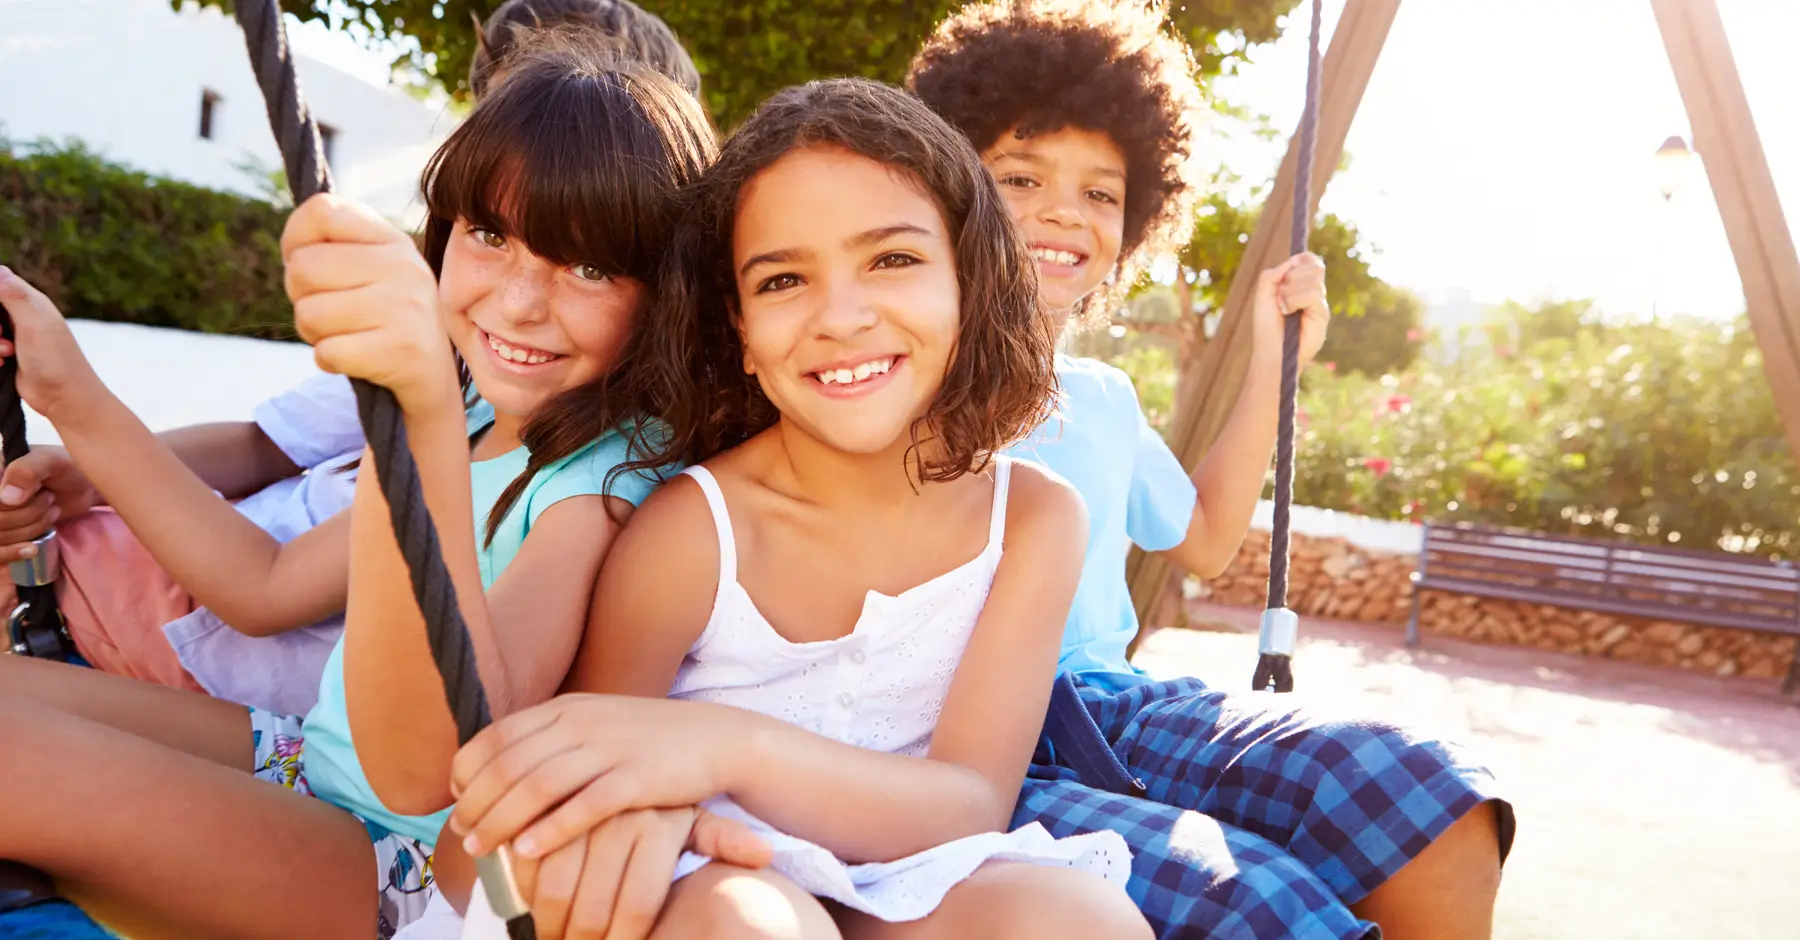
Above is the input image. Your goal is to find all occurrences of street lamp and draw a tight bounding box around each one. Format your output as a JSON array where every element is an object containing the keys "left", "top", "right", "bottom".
[
  {"left": 1655, "top": 135, "right": 1693, "bottom": 202},
  {"left": 1651, "top": 135, "right": 1694, "bottom": 318}
]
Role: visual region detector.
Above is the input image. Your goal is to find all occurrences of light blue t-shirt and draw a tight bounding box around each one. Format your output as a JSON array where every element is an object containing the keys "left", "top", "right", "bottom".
[
  {"left": 300, "top": 403, "right": 663, "bottom": 845},
  {"left": 1005, "top": 356, "right": 1198, "bottom": 692}
]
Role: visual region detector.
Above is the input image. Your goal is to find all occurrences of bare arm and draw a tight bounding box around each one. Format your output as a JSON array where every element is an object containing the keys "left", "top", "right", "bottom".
[
  {"left": 1162, "top": 256, "right": 1330, "bottom": 579},
  {"left": 155, "top": 422, "right": 305, "bottom": 500},
  {"left": 341, "top": 403, "right": 628, "bottom": 816},
  {"left": 1160, "top": 352, "right": 1282, "bottom": 579},
  {"left": 533, "top": 467, "right": 1088, "bottom": 864},
  {"left": 47, "top": 386, "right": 348, "bottom": 636}
]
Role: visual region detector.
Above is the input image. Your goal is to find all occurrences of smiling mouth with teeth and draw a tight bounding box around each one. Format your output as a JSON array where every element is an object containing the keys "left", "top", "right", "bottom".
[
  {"left": 1031, "top": 247, "right": 1087, "bottom": 268},
  {"left": 486, "top": 331, "right": 562, "bottom": 366},
  {"left": 812, "top": 357, "right": 895, "bottom": 387}
]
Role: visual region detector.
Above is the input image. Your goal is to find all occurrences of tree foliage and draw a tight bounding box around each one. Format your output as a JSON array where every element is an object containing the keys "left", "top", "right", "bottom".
[
  {"left": 1128, "top": 188, "right": 1423, "bottom": 379},
  {"left": 184, "top": 0, "right": 1301, "bottom": 129}
]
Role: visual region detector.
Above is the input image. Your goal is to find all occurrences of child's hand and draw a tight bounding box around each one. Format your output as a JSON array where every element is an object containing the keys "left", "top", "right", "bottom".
[
  {"left": 281, "top": 194, "right": 459, "bottom": 416},
  {"left": 0, "top": 447, "right": 100, "bottom": 560},
  {"left": 449, "top": 695, "right": 750, "bottom": 862},
  {"left": 0, "top": 267, "right": 107, "bottom": 422},
  {"left": 512, "top": 806, "right": 771, "bottom": 940},
  {"left": 1250, "top": 252, "right": 1331, "bottom": 372}
]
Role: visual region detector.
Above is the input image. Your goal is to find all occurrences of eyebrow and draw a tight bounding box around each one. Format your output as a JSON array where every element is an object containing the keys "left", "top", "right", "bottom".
[
  {"left": 738, "top": 223, "right": 939, "bottom": 278},
  {"left": 989, "top": 149, "right": 1126, "bottom": 181}
]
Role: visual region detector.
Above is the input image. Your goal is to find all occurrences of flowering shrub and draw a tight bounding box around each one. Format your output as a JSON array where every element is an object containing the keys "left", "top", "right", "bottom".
[
  {"left": 1114, "top": 312, "right": 1800, "bottom": 559},
  {"left": 1288, "top": 315, "right": 1800, "bottom": 558}
]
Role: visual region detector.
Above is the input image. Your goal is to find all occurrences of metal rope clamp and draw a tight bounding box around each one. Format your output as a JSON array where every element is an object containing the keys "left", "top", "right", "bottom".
[
  {"left": 1258, "top": 607, "right": 1299, "bottom": 657},
  {"left": 9, "top": 530, "right": 59, "bottom": 589},
  {"left": 7, "top": 531, "right": 67, "bottom": 658}
]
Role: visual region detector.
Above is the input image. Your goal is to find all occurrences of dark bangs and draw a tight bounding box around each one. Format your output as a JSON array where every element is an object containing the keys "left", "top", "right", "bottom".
[{"left": 419, "top": 52, "right": 714, "bottom": 285}]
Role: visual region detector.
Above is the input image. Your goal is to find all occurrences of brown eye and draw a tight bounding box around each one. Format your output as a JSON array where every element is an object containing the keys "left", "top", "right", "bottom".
[
  {"left": 470, "top": 227, "right": 506, "bottom": 249},
  {"left": 756, "top": 273, "right": 802, "bottom": 294},
  {"left": 872, "top": 252, "right": 921, "bottom": 271},
  {"left": 571, "top": 263, "right": 610, "bottom": 282},
  {"left": 999, "top": 174, "right": 1038, "bottom": 189}
]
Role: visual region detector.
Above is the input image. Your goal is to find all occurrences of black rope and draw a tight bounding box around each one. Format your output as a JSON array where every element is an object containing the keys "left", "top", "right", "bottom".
[
  {"left": 230, "top": 7, "right": 531, "bottom": 933},
  {"left": 0, "top": 235, "right": 69, "bottom": 660},
  {"left": 1254, "top": 0, "right": 1324, "bottom": 694},
  {"left": 233, "top": 0, "right": 490, "bottom": 750}
]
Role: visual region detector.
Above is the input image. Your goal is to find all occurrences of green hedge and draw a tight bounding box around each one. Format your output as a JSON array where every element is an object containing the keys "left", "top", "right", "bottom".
[{"left": 0, "top": 138, "right": 293, "bottom": 339}]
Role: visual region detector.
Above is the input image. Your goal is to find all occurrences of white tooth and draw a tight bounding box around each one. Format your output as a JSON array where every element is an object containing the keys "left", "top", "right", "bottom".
[
  {"left": 853, "top": 362, "right": 873, "bottom": 381},
  {"left": 834, "top": 368, "right": 854, "bottom": 385},
  {"left": 817, "top": 371, "right": 836, "bottom": 385},
  {"left": 511, "top": 347, "right": 529, "bottom": 362},
  {"left": 872, "top": 358, "right": 891, "bottom": 375}
]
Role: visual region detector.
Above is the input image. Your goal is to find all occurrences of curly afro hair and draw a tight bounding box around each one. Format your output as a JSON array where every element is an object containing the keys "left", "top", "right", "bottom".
[{"left": 908, "top": 0, "right": 1205, "bottom": 316}]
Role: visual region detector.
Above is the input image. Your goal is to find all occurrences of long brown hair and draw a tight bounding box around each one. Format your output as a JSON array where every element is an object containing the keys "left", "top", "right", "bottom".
[
  {"left": 603, "top": 78, "right": 1058, "bottom": 487},
  {"left": 418, "top": 46, "right": 716, "bottom": 542}
]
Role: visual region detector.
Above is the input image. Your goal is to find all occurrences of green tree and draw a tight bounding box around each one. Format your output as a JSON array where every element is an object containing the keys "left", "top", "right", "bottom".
[
  {"left": 1119, "top": 186, "right": 1423, "bottom": 385},
  {"left": 1484, "top": 297, "right": 1595, "bottom": 352},
  {"left": 185, "top": 0, "right": 1301, "bottom": 129}
]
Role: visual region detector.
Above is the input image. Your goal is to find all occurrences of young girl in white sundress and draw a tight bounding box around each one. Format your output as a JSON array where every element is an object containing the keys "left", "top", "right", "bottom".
[{"left": 439, "top": 79, "right": 1148, "bottom": 939}]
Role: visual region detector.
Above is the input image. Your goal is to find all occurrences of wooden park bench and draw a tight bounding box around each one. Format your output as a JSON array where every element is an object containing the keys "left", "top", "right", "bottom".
[{"left": 1406, "top": 523, "right": 1800, "bottom": 696}]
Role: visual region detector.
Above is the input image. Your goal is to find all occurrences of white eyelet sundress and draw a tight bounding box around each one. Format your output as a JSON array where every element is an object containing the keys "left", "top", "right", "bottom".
[
  {"left": 452, "top": 457, "right": 1128, "bottom": 937},
  {"left": 663, "top": 458, "right": 1128, "bottom": 921}
]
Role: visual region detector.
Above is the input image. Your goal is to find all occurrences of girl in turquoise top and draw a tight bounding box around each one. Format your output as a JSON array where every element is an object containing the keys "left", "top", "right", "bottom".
[{"left": 0, "top": 48, "right": 739, "bottom": 940}]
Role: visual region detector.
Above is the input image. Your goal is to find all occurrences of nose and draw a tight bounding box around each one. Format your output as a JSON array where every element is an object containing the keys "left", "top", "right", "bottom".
[
  {"left": 494, "top": 260, "right": 554, "bottom": 328},
  {"left": 812, "top": 272, "right": 879, "bottom": 343},
  {"left": 1037, "top": 186, "right": 1088, "bottom": 231}
]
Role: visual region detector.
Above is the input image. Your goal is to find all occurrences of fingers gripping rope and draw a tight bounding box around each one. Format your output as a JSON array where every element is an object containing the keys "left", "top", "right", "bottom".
[
  {"left": 231, "top": 4, "right": 530, "bottom": 934},
  {"left": 0, "top": 299, "right": 66, "bottom": 658},
  {"left": 1254, "top": 0, "right": 1325, "bottom": 695}
]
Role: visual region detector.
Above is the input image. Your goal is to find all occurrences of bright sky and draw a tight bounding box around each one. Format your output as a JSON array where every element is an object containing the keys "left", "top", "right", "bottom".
[
  {"left": 1210, "top": 0, "right": 1800, "bottom": 322},
  {"left": 293, "top": 1, "right": 1800, "bottom": 322}
]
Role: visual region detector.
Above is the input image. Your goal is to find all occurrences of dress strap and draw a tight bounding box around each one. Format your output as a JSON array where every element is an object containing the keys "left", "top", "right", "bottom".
[
  {"left": 682, "top": 466, "right": 738, "bottom": 586},
  {"left": 987, "top": 457, "right": 1014, "bottom": 549}
]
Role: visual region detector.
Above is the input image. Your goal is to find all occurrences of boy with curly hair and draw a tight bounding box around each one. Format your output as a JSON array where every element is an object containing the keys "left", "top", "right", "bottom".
[{"left": 910, "top": 2, "right": 1513, "bottom": 937}]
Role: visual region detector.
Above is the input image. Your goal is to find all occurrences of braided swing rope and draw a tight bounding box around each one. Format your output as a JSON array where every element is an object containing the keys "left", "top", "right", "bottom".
[
  {"left": 0, "top": 308, "right": 62, "bottom": 656},
  {"left": 1251, "top": 0, "right": 1325, "bottom": 695},
  {"left": 231, "top": 3, "right": 534, "bottom": 933}
]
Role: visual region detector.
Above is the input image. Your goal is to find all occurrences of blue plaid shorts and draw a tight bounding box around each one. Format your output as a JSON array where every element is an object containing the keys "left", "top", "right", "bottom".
[{"left": 1014, "top": 676, "right": 1513, "bottom": 939}]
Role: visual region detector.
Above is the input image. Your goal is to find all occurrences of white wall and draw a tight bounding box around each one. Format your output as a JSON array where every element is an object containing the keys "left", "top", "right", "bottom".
[{"left": 0, "top": 0, "right": 455, "bottom": 223}]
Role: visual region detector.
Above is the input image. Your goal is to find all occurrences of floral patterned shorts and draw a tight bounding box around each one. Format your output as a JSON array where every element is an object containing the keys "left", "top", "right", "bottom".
[{"left": 249, "top": 707, "right": 438, "bottom": 939}]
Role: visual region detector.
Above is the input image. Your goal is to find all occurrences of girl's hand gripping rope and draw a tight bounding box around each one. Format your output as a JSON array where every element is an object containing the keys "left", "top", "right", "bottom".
[
  {"left": 1249, "top": 252, "right": 1332, "bottom": 371},
  {"left": 281, "top": 194, "right": 462, "bottom": 418},
  {"left": 0, "top": 267, "right": 108, "bottom": 423}
]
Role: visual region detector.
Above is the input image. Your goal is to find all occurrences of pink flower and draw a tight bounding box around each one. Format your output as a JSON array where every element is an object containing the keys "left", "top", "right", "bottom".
[
  {"left": 1322, "top": 361, "right": 1337, "bottom": 373},
  {"left": 1363, "top": 456, "right": 1392, "bottom": 478},
  {"left": 1383, "top": 393, "right": 1412, "bottom": 414},
  {"left": 1406, "top": 328, "right": 1422, "bottom": 342}
]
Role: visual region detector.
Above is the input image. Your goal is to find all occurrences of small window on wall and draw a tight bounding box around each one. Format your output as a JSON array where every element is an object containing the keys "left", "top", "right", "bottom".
[
  {"left": 317, "top": 123, "right": 338, "bottom": 165},
  {"left": 199, "top": 90, "right": 221, "bottom": 140}
]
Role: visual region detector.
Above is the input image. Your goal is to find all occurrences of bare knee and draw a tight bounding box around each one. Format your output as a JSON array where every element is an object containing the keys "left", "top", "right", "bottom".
[
  {"left": 653, "top": 864, "right": 840, "bottom": 940},
  {"left": 954, "top": 864, "right": 1150, "bottom": 940}
]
